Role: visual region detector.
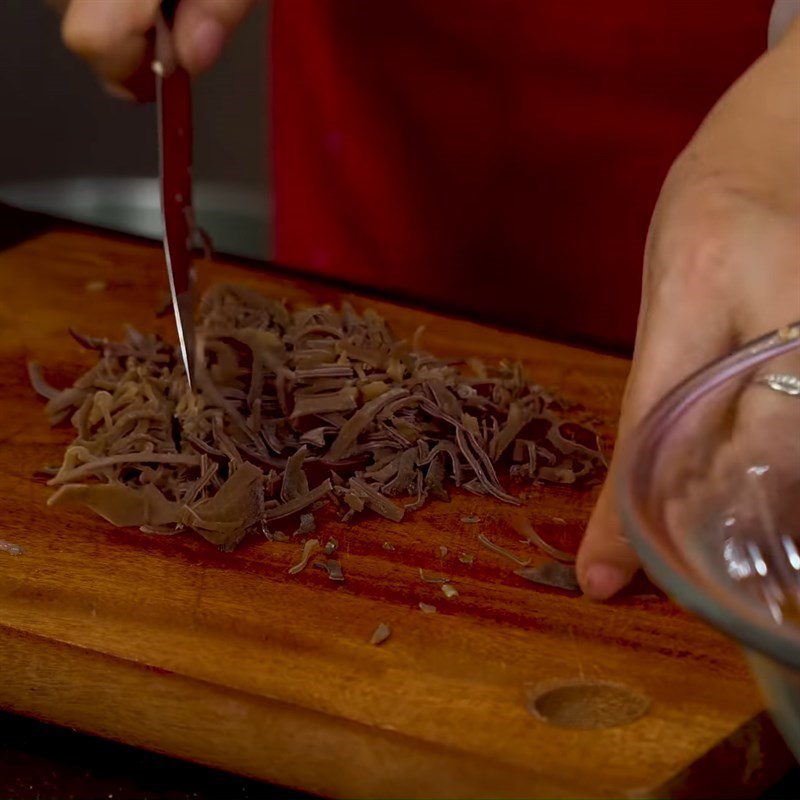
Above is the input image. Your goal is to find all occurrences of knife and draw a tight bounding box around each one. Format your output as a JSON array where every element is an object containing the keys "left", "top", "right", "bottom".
[{"left": 155, "top": 1, "right": 195, "bottom": 388}]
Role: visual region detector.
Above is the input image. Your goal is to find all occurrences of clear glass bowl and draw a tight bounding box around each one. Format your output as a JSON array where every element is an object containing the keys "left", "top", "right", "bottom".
[{"left": 617, "top": 322, "right": 800, "bottom": 755}]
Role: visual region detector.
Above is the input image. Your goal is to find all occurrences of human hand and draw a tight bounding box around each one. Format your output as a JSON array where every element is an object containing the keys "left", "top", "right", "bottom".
[
  {"left": 577, "top": 20, "right": 800, "bottom": 600},
  {"left": 50, "top": 0, "right": 256, "bottom": 100}
]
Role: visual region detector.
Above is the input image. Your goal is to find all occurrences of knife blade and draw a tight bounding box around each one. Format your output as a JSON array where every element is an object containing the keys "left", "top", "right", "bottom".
[{"left": 155, "top": 3, "right": 195, "bottom": 388}]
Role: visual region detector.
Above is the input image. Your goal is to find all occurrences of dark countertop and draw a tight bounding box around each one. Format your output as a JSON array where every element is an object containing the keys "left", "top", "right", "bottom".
[
  {"left": 0, "top": 710, "right": 796, "bottom": 800},
  {"left": 0, "top": 711, "right": 311, "bottom": 800}
]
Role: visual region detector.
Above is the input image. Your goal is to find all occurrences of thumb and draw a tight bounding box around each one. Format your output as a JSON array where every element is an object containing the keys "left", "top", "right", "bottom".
[
  {"left": 577, "top": 242, "right": 733, "bottom": 600},
  {"left": 61, "top": 0, "right": 161, "bottom": 97},
  {"left": 173, "top": 0, "right": 257, "bottom": 75}
]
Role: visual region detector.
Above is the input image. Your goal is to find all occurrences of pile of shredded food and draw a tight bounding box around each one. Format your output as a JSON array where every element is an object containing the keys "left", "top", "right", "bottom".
[{"left": 30, "top": 284, "right": 605, "bottom": 551}]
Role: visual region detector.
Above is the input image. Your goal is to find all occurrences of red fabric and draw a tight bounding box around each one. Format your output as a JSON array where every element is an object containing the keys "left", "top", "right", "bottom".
[{"left": 270, "top": 0, "right": 771, "bottom": 350}]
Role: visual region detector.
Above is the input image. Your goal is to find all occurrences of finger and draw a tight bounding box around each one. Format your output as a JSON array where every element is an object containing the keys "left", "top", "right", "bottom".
[
  {"left": 62, "top": 0, "right": 161, "bottom": 95},
  {"left": 173, "top": 0, "right": 257, "bottom": 75},
  {"left": 737, "top": 348, "right": 800, "bottom": 473},
  {"left": 731, "top": 214, "right": 799, "bottom": 472},
  {"left": 668, "top": 348, "right": 800, "bottom": 610},
  {"left": 728, "top": 343, "right": 800, "bottom": 583},
  {"left": 577, "top": 474, "right": 642, "bottom": 600},
  {"left": 577, "top": 216, "right": 736, "bottom": 600}
]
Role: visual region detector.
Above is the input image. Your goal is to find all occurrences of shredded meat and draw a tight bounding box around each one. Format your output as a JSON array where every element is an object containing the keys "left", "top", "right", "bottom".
[{"left": 32, "top": 284, "right": 605, "bottom": 549}]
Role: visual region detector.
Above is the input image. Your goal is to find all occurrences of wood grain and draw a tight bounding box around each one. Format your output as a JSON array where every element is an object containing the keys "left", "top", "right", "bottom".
[{"left": 0, "top": 227, "right": 792, "bottom": 798}]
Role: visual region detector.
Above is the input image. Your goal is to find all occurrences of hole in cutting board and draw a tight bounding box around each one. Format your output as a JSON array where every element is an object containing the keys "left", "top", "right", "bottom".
[{"left": 526, "top": 680, "right": 650, "bottom": 729}]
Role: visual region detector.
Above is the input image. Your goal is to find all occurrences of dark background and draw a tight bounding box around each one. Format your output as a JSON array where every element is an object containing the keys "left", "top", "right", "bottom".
[
  {"left": 0, "top": 0, "right": 267, "bottom": 188},
  {"left": 0, "top": 0, "right": 270, "bottom": 259}
]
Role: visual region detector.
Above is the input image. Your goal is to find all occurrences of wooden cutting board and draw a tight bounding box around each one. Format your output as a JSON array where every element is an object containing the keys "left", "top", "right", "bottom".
[{"left": 0, "top": 225, "right": 792, "bottom": 799}]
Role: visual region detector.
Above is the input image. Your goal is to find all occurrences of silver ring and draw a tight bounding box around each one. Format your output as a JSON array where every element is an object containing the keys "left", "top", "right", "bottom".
[{"left": 756, "top": 373, "right": 800, "bottom": 397}]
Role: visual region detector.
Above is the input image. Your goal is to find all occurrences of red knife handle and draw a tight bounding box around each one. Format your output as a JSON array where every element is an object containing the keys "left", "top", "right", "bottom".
[{"left": 160, "top": 68, "right": 193, "bottom": 294}]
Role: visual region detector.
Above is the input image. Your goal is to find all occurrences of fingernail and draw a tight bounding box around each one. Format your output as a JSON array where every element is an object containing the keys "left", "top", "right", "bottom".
[
  {"left": 583, "top": 563, "right": 629, "bottom": 601},
  {"left": 102, "top": 81, "right": 136, "bottom": 102},
  {"left": 187, "top": 18, "right": 226, "bottom": 73}
]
